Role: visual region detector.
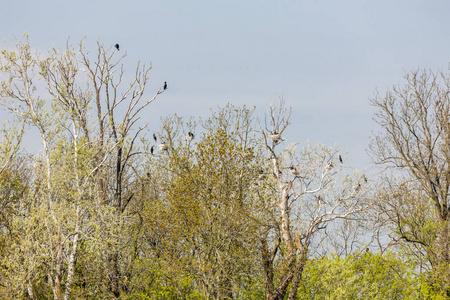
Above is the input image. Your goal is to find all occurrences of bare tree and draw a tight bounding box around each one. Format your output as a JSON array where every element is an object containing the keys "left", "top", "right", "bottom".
[
  {"left": 259, "top": 100, "right": 366, "bottom": 300},
  {"left": 370, "top": 68, "right": 450, "bottom": 294}
]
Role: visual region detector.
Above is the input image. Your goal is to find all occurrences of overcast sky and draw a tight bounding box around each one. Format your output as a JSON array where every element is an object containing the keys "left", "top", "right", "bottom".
[{"left": 2, "top": 0, "right": 450, "bottom": 170}]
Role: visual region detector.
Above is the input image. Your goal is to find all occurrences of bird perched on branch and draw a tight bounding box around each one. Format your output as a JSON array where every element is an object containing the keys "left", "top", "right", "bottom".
[
  {"left": 339, "top": 155, "right": 343, "bottom": 163},
  {"left": 114, "top": 44, "right": 120, "bottom": 50},
  {"left": 185, "top": 131, "right": 195, "bottom": 142},
  {"left": 164, "top": 81, "right": 167, "bottom": 90},
  {"left": 153, "top": 133, "right": 157, "bottom": 142},
  {"left": 150, "top": 146, "right": 154, "bottom": 154},
  {"left": 268, "top": 131, "right": 284, "bottom": 145},
  {"left": 289, "top": 165, "right": 300, "bottom": 176}
]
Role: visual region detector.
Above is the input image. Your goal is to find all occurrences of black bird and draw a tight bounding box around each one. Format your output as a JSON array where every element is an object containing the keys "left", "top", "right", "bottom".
[
  {"left": 185, "top": 131, "right": 195, "bottom": 142},
  {"left": 150, "top": 145, "right": 154, "bottom": 154},
  {"left": 163, "top": 81, "right": 167, "bottom": 90},
  {"left": 114, "top": 44, "right": 120, "bottom": 51},
  {"left": 153, "top": 133, "right": 157, "bottom": 142},
  {"left": 289, "top": 166, "right": 299, "bottom": 176},
  {"left": 339, "top": 155, "right": 343, "bottom": 163}
]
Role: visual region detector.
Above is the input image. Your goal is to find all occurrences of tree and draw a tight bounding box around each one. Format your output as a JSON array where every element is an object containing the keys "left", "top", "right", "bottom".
[
  {"left": 258, "top": 101, "right": 367, "bottom": 300},
  {"left": 137, "top": 106, "right": 267, "bottom": 298},
  {"left": 0, "top": 122, "right": 25, "bottom": 236},
  {"left": 0, "top": 126, "right": 27, "bottom": 299},
  {"left": 0, "top": 35, "right": 161, "bottom": 299},
  {"left": 370, "top": 68, "right": 450, "bottom": 295}
]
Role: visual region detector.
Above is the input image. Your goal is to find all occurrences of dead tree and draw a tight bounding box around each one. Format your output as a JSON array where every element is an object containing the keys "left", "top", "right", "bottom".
[{"left": 260, "top": 100, "right": 365, "bottom": 300}]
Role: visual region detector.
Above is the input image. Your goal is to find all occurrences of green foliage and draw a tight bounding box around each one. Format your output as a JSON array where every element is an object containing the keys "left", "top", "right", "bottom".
[
  {"left": 0, "top": 159, "right": 29, "bottom": 298},
  {"left": 121, "top": 258, "right": 204, "bottom": 300},
  {"left": 138, "top": 106, "right": 267, "bottom": 299},
  {"left": 298, "top": 251, "right": 445, "bottom": 299}
]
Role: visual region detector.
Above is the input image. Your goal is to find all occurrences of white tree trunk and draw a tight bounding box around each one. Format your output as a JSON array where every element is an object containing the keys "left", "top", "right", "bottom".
[{"left": 64, "top": 214, "right": 80, "bottom": 300}]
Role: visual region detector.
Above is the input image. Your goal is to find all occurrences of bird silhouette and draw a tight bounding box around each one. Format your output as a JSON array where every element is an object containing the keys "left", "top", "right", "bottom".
[
  {"left": 150, "top": 146, "right": 154, "bottom": 154},
  {"left": 339, "top": 155, "right": 343, "bottom": 163},
  {"left": 163, "top": 81, "right": 167, "bottom": 90},
  {"left": 185, "top": 132, "right": 194, "bottom": 142},
  {"left": 115, "top": 44, "right": 120, "bottom": 51},
  {"left": 289, "top": 166, "right": 299, "bottom": 176},
  {"left": 153, "top": 133, "right": 157, "bottom": 142}
]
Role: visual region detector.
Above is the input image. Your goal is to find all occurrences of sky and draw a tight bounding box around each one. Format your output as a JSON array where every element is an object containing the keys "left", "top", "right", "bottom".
[{"left": 1, "top": 0, "right": 450, "bottom": 170}]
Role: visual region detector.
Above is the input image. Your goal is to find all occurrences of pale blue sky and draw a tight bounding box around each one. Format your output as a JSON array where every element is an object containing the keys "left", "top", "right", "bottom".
[{"left": 2, "top": 0, "right": 450, "bottom": 168}]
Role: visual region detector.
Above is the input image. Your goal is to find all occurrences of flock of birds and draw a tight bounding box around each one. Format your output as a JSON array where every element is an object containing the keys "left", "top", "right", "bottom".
[
  {"left": 112, "top": 42, "right": 369, "bottom": 193},
  {"left": 114, "top": 43, "right": 170, "bottom": 156},
  {"left": 266, "top": 132, "right": 367, "bottom": 192},
  {"left": 116, "top": 37, "right": 192, "bottom": 157},
  {"left": 149, "top": 127, "right": 366, "bottom": 190},
  {"left": 150, "top": 132, "right": 195, "bottom": 155},
  {"left": 114, "top": 43, "right": 167, "bottom": 92}
]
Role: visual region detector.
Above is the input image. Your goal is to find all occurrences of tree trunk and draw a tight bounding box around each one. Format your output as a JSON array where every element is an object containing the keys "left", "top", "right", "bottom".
[
  {"left": 64, "top": 232, "right": 79, "bottom": 300},
  {"left": 107, "top": 251, "right": 120, "bottom": 298},
  {"left": 287, "top": 248, "right": 308, "bottom": 300},
  {"left": 261, "top": 239, "right": 275, "bottom": 298},
  {"left": 64, "top": 205, "right": 80, "bottom": 300}
]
